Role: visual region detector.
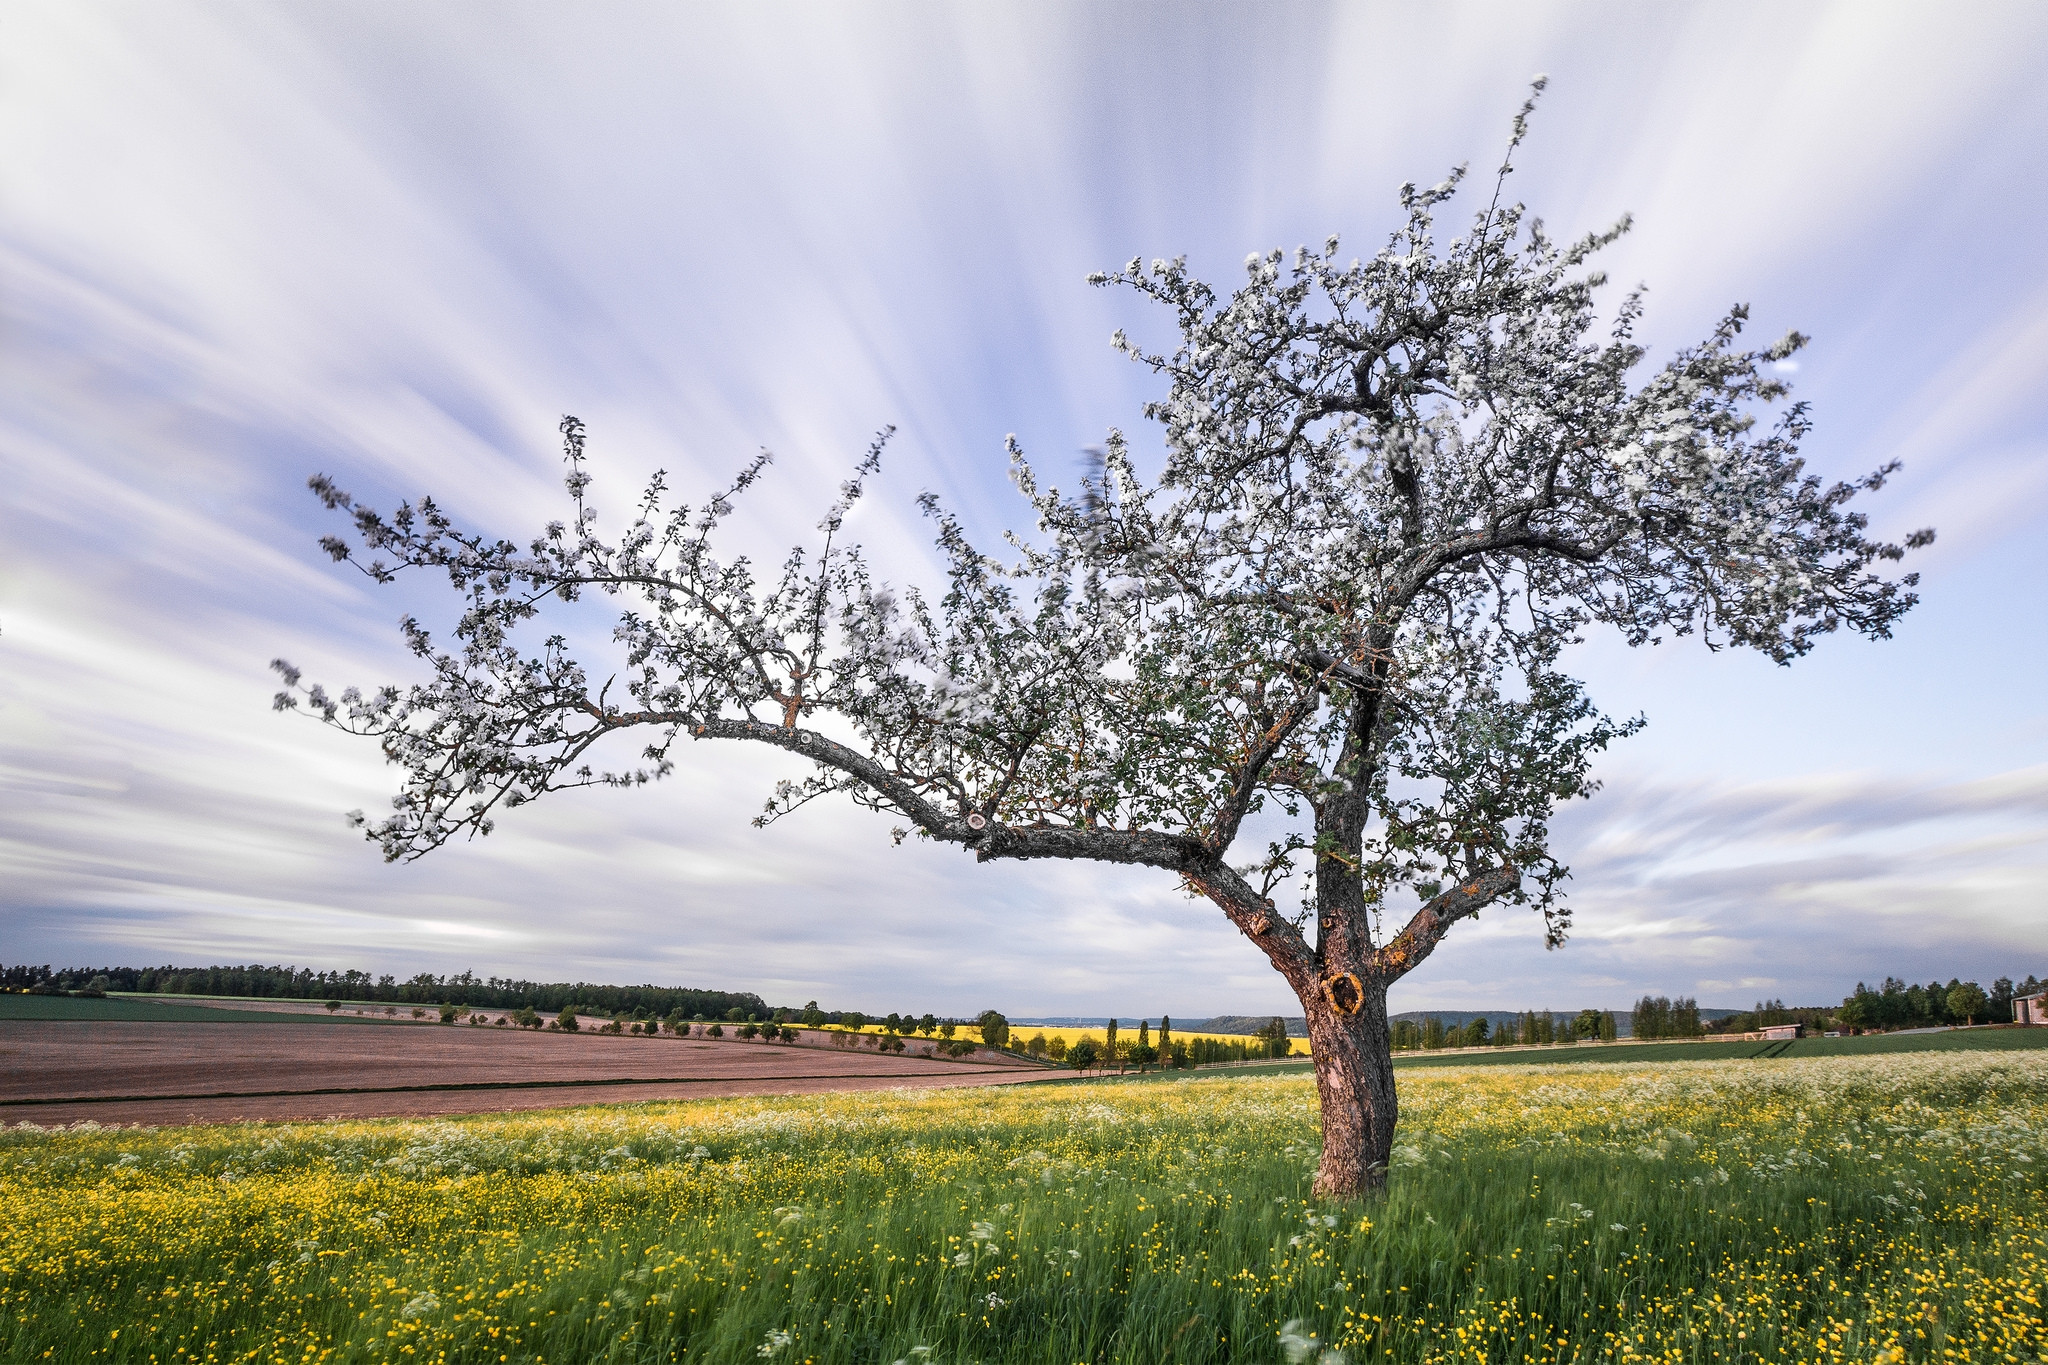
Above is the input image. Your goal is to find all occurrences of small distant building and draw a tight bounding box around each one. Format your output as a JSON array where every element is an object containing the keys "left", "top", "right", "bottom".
[
  {"left": 2017, "top": 992, "right": 2048, "bottom": 1026},
  {"left": 1761, "top": 1024, "right": 1803, "bottom": 1041}
]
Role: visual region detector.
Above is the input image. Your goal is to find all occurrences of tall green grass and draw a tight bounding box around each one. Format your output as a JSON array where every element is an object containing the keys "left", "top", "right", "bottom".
[{"left": 2, "top": 1053, "right": 2043, "bottom": 1363}]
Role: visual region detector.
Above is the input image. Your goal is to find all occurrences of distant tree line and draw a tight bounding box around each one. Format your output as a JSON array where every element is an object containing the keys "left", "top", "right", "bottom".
[
  {"left": 1391, "top": 1009, "right": 1618, "bottom": 1051},
  {"left": 1631, "top": 996, "right": 1705, "bottom": 1040},
  {"left": 1019, "top": 1016, "right": 1295, "bottom": 1072},
  {"left": 14, "top": 962, "right": 2036, "bottom": 1041},
  {"left": 0, "top": 964, "right": 1026, "bottom": 1057},
  {"left": 1703, "top": 998, "right": 1835, "bottom": 1035},
  {"left": 0, "top": 962, "right": 765, "bottom": 1020},
  {"left": 1689, "top": 975, "right": 2040, "bottom": 1035},
  {"left": 1834, "top": 975, "right": 2037, "bottom": 1030}
]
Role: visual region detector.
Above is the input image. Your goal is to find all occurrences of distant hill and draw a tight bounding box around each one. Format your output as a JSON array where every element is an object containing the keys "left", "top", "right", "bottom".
[
  {"left": 1394, "top": 1010, "right": 1528, "bottom": 1031},
  {"left": 1193, "top": 1014, "right": 1308, "bottom": 1038}
]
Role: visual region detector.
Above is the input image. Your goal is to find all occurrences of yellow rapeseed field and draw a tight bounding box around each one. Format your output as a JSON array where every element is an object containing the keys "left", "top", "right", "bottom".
[
  {"left": 1, "top": 1052, "right": 2041, "bottom": 1363},
  {"left": 817, "top": 1022, "right": 1308, "bottom": 1058},
  {"left": 1003, "top": 1025, "right": 1308, "bottom": 1057}
]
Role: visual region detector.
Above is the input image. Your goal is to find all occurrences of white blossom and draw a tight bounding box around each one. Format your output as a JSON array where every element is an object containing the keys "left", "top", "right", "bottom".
[{"left": 281, "top": 90, "right": 1925, "bottom": 1197}]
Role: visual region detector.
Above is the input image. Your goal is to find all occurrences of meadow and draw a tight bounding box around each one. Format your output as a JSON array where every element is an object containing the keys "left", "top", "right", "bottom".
[
  {"left": 2, "top": 1052, "right": 2043, "bottom": 1364},
  {"left": 1389, "top": 1026, "right": 2048, "bottom": 1069}
]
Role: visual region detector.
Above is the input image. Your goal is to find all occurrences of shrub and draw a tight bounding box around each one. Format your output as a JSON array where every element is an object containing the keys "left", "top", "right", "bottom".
[
  {"left": 556, "top": 1007, "right": 580, "bottom": 1032},
  {"left": 324, "top": 999, "right": 341, "bottom": 1013},
  {"left": 978, "top": 1011, "right": 1010, "bottom": 1050},
  {"left": 706, "top": 1023, "right": 723, "bottom": 1039}
]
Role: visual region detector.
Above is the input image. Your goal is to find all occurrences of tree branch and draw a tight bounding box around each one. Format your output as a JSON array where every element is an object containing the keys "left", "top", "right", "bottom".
[{"left": 1368, "top": 865, "right": 1521, "bottom": 981}]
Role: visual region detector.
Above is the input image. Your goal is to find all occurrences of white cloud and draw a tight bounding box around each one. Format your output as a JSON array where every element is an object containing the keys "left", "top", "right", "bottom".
[{"left": 2, "top": 2, "right": 2043, "bottom": 1015}]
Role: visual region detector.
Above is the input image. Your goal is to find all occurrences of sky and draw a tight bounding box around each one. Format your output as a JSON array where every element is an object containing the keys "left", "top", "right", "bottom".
[{"left": 3, "top": 2, "right": 2045, "bottom": 1018}]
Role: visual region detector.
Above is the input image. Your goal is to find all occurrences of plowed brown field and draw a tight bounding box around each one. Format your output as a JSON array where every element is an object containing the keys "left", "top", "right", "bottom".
[{"left": 0, "top": 1020, "right": 1053, "bottom": 1126}]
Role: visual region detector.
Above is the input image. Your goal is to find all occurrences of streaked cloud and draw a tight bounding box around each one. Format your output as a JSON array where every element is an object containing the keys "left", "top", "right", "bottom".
[{"left": 2, "top": 2, "right": 2043, "bottom": 1014}]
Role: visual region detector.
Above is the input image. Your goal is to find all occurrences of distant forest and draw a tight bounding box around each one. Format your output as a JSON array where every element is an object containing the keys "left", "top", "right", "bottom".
[{"left": 0, "top": 962, "right": 770, "bottom": 1021}]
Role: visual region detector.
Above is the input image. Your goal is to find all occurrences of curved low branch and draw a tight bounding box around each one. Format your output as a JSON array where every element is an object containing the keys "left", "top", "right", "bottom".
[
  {"left": 1367, "top": 865, "right": 1521, "bottom": 981},
  {"left": 1182, "top": 858, "right": 1318, "bottom": 983},
  {"left": 629, "top": 710, "right": 1212, "bottom": 872}
]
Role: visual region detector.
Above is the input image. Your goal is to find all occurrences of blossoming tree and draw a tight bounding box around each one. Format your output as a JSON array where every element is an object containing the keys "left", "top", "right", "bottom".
[{"left": 277, "top": 92, "right": 1927, "bottom": 1197}]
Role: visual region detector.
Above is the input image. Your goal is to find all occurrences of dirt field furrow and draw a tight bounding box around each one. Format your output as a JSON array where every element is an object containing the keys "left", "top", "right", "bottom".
[{"left": 0, "top": 1020, "right": 1059, "bottom": 1126}]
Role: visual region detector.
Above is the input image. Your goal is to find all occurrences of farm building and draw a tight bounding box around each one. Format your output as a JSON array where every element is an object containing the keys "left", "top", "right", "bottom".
[
  {"left": 1761, "top": 1024, "right": 1803, "bottom": 1041},
  {"left": 2017, "top": 992, "right": 2047, "bottom": 1026}
]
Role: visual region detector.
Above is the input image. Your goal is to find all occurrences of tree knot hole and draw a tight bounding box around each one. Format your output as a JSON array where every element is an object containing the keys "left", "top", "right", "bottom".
[{"left": 1323, "top": 971, "right": 1365, "bottom": 1015}]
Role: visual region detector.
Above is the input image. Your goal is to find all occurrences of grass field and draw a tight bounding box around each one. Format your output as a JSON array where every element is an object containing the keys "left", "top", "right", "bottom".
[
  {"left": 4, "top": 1049, "right": 2044, "bottom": 1364},
  {"left": 0, "top": 994, "right": 364, "bottom": 1025},
  {"left": 1390, "top": 1026, "right": 2048, "bottom": 1068}
]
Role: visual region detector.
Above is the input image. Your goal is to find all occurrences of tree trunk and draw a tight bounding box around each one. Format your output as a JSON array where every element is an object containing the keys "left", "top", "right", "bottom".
[{"left": 1300, "top": 971, "right": 1397, "bottom": 1199}]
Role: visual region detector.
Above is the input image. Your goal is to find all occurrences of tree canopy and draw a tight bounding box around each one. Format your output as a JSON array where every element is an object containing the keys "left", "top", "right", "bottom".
[{"left": 278, "top": 85, "right": 1926, "bottom": 1195}]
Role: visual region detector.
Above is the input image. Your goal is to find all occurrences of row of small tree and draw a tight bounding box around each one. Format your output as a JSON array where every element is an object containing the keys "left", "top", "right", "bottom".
[
  {"left": 1665, "top": 973, "right": 2039, "bottom": 1036},
  {"left": 1835, "top": 976, "right": 2037, "bottom": 1030},
  {"left": 1017, "top": 1017, "right": 1295, "bottom": 1071},
  {"left": 1631, "top": 996, "right": 1706, "bottom": 1040},
  {"left": 428, "top": 1003, "right": 805, "bottom": 1039},
  {"left": 1390, "top": 1009, "right": 1620, "bottom": 1050}
]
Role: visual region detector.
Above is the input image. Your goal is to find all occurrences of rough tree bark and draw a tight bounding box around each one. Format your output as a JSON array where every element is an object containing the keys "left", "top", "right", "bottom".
[
  {"left": 1300, "top": 976, "right": 1396, "bottom": 1200},
  {"left": 1188, "top": 830, "right": 1516, "bottom": 1197},
  {"left": 1299, "top": 867, "right": 1518, "bottom": 1197}
]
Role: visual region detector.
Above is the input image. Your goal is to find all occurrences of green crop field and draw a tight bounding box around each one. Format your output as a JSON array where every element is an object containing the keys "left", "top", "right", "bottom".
[
  {"left": 0, "top": 993, "right": 364, "bottom": 1024},
  {"left": 4, "top": 1050, "right": 2044, "bottom": 1364},
  {"left": 1390, "top": 1026, "right": 2048, "bottom": 1069}
]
